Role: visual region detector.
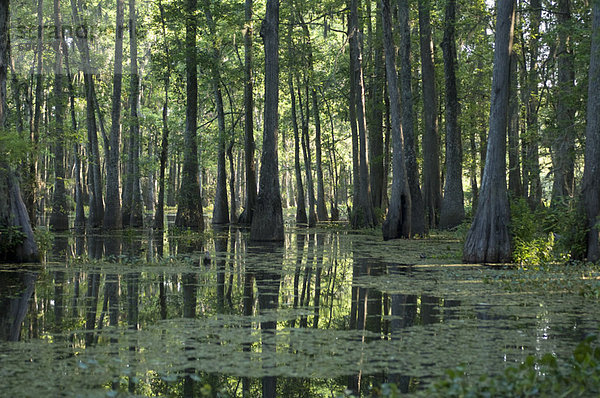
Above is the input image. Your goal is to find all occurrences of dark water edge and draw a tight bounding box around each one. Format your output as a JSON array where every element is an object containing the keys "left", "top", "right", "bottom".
[{"left": 1, "top": 225, "right": 599, "bottom": 397}]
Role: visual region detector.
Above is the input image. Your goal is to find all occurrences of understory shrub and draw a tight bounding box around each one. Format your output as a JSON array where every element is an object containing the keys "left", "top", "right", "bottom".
[{"left": 510, "top": 197, "right": 588, "bottom": 265}]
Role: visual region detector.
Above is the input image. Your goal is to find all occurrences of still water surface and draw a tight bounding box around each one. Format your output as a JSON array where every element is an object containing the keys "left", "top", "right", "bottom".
[{"left": 1, "top": 226, "right": 598, "bottom": 396}]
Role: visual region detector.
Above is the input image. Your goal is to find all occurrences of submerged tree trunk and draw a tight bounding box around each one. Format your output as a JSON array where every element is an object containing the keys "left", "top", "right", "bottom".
[
  {"left": 0, "top": 0, "right": 38, "bottom": 262},
  {"left": 103, "top": 0, "right": 125, "bottom": 230},
  {"left": 582, "top": 1, "right": 600, "bottom": 261},
  {"left": 350, "top": 0, "right": 376, "bottom": 228},
  {"left": 398, "top": 0, "right": 425, "bottom": 236},
  {"left": 250, "top": 0, "right": 283, "bottom": 241},
  {"left": 175, "top": 0, "right": 204, "bottom": 230},
  {"left": 49, "top": 0, "right": 69, "bottom": 232},
  {"left": 238, "top": 0, "right": 257, "bottom": 225},
  {"left": 463, "top": 0, "right": 515, "bottom": 264},
  {"left": 551, "top": 0, "right": 576, "bottom": 205},
  {"left": 381, "top": 0, "right": 411, "bottom": 240},
  {"left": 418, "top": 0, "right": 441, "bottom": 229},
  {"left": 439, "top": 0, "right": 464, "bottom": 229}
]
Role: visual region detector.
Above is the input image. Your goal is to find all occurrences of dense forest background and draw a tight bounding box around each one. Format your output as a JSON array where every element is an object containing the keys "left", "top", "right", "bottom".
[{"left": 0, "top": 0, "right": 598, "bottom": 263}]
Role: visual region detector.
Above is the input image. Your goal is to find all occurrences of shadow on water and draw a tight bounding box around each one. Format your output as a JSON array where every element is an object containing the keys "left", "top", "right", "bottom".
[{"left": 1, "top": 226, "right": 599, "bottom": 396}]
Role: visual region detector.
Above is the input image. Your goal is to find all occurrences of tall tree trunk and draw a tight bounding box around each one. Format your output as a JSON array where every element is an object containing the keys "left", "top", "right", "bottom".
[
  {"left": 463, "top": 0, "right": 515, "bottom": 264},
  {"left": 175, "top": 0, "right": 204, "bottom": 230},
  {"left": 250, "top": 0, "right": 283, "bottom": 241},
  {"left": 418, "top": 0, "right": 441, "bottom": 229},
  {"left": 154, "top": 0, "right": 169, "bottom": 230},
  {"left": 398, "top": 0, "right": 425, "bottom": 236},
  {"left": 508, "top": 50, "right": 522, "bottom": 197},
  {"left": 521, "top": 0, "right": 542, "bottom": 208},
  {"left": 313, "top": 89, "right": 328, "bottom": 221},
  {"left": 49, "top": 0, "right": 69, "bottom": 231},
  {"left": 103, "top": 0, "right": 125, "bottom": 230},
  {"left": 72, "top": 0, "right": 104, "bottom": 228},
  {"left": 381, "top": 0, "right": 411, "bottom": 240},
  {"left": 205, "top": 1, "right": 229, "bottom": 225},
  {"left": 63, "top": 37, "right": 85, "bottom": 229},
  {"left": 369, "top": 1, "right": 385, "bottom": 210},
  {"left": 288, "top": 31, "right": 307, "bottom": 225},
  {"left": 582, "top": 1, "right": 600, "bottom": 261},
  {"left": 298, "top": 80, "right": 317, "bottom": 226},
  {"left": 123, "top": 0, "right": 143, "bottom": 228},
  {"left": 439, "top": 0, "right": 464, "bottom": 229},
  {"left": 0, "top": 0, "right": 38, "bottom": 262},
  {"left": 551, "top": 0, "right": 576, "bottom": 205},
  {"left": 348, "top": 10, "right": 360, "bottom": 211},
  {"left": 25, "top": 0, "right": 44, "bottom": 226},
  {"left": 238, "top": 0, "right": 257, "bottom": 225},
  {"left": 350, "top": 0, "right": 376, "bottom": 228}
]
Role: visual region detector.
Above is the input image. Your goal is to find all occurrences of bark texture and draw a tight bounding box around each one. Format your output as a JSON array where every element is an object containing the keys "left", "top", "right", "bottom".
[
  {"left": 582, "top": 0, "right": 600, "bottom": 261},
  {"left": 463, "top": 0, "right": 515, "bottom": 264},
  {"left": 439, "top": 0, "right": 464, "bottom": 229},
  {"left": 205, "top": 1, "right": 229, "bottom": 225},
  {"left": 551, "top": 0, "right": 576, "bottom": 204},
  {"left": 49, "top": 0, "right": 69, "bottom": 231},
  {"left": 398, "top": 0, "right": 425, "bottom": 236},
  {"left": 103, "top": 0, "right": 125, "bottom": 229},
  {"left": 250, "top": 0, "right": 283, "bottom": 241},
  {"left": 238, "top": 0, "right": 257, "bottom": 225},
  {"left": 350, "top": 0, "right": 376, "bottom": 228},
  {"left": 0, "top": 0, "right": 38, "bottom": 262},
  {"left": 418, "top": 0, "right": 441, "bottom": 229},
  {"left": 381, "top": 0, "right": 411, "bottom": 240},
  {"left": 175, "top": 0, "right": 204, "bottom": 230}
]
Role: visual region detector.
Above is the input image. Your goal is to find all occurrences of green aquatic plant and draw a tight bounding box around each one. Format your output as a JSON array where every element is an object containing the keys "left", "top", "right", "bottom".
[{"left": 422, "top": 334, "right": 600, "bottom": 397}]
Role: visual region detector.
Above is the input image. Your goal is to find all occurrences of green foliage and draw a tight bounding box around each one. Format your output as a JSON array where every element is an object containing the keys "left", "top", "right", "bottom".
[
  {"left": 543, "top": 197, "right": 588, "bottom": 261},
  {"left": 33, "top": 227, "right": 54, "bottom": 255},
  {"left": 0, "top": 225, "right": 26, "bottom": 258},
  {"left": 509, "top": 197, "right": 588, "bottom": 266},
  {"left": 424, "top": 334, "right": 600, "bottom": 397}
]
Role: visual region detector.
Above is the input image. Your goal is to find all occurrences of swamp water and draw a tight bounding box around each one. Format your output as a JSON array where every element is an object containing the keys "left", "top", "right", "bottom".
[{"left": 1, "top": 226, "right": 599, "bottom": 396}]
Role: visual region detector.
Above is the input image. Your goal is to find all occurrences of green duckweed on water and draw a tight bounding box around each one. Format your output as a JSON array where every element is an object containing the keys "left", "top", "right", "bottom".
[{"left": 1, "top": 226, "right": 599, "bottom": 396}]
